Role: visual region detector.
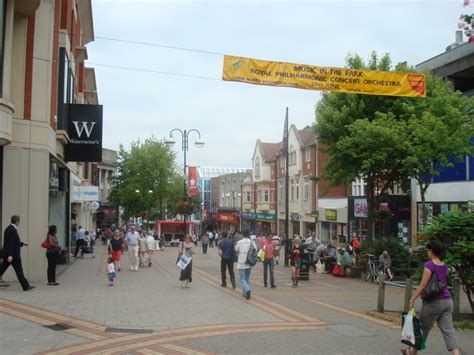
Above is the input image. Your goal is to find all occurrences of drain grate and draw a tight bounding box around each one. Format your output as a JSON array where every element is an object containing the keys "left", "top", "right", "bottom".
[
  {"left": 44, "top": 323, "right": 74, "bottom": 331},
  {"left": 105, "top": 327, "right": 153, "bottom": 334}
]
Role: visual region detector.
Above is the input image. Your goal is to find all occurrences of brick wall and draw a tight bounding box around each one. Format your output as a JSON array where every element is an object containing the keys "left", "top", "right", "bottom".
[{"left": 23, "top": 14, "right": 35, "bottom": 120}]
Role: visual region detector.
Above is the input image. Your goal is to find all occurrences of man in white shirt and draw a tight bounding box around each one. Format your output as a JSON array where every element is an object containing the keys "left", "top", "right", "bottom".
[
  {"left": 73, "top": 226, "right": 86, "bottom": 258},
  {"left": 235, "top": 230, "right": 256, "bottom": 300},
  {"left": 125, "top": 226, "right": 140, "bottom": 271}
]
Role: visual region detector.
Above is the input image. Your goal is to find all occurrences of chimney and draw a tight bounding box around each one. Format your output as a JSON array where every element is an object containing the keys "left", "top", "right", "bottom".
[{"left": 455, "top": 30, "right": 463, "bottom": 45}]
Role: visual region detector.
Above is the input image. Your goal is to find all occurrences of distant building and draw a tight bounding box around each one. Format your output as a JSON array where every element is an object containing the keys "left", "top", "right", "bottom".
[
  {"left": 210, "top": 170, "right": 251, "bottom": 233},
  {"left": 197, "top": 166, "right": 248, "bottom": 213},
  {"left": 197, "top": 166, "right": 247, "bottom": 232}
]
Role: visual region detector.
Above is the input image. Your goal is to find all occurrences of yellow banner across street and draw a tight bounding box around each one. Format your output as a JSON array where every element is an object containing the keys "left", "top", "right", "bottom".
[{"left": 222, "top": 55, "right": 426, "bottom": 98}]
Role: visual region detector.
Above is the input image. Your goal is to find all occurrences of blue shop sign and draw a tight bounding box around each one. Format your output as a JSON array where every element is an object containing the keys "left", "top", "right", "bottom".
[
  {"left": 255, "top": 213, "right": 276, "bottom": 222},
  {"left": 241, "top": 212, "right": 255, "bottom": 219}
]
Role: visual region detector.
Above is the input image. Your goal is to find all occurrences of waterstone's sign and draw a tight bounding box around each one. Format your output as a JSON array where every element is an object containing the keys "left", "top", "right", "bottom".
[
  {"left": 65, "top": 104, "right": 103, "bottom": 162},
  {"left": 223, "top": 55, "right": 426, "bottom": 98}
]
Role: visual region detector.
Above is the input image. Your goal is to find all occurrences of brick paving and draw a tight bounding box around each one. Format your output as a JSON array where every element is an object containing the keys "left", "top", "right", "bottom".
[{"left": 0, "top": 244, "right": 472, "bottom": 354}]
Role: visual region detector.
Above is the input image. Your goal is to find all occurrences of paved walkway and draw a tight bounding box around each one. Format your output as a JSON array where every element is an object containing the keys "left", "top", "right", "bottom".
[{"left": 0, "top": 244, "right": 472, "bottom": 354}]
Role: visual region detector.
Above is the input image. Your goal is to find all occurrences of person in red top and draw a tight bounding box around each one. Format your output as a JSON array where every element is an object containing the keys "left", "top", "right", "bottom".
[
  {"left": 261, "top": 234, "right": 276, "bottom": 288},
  {"left": 350, "top": 234, "right": 361, "bottom": 255}
]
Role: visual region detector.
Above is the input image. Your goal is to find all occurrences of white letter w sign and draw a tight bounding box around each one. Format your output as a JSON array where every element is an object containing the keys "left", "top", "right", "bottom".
[{"left": 72, "top": 121, "right": 96, "bottom": 138}]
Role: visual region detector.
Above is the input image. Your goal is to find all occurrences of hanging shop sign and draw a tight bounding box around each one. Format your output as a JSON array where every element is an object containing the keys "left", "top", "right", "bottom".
[
  {"left": 72, "top": 186, "right": 99, "bottom": 202},
  {"left": 222, "top": 55, "right": 426, "bottom": 98},
  {"left": 290, "top": 213, "right": 301, "bottom": 221},
  {"left": 65, "top": 104, "right": 103, "bottom": 162},
  {"left": 325, "top": 209, "right": 337, "bottom": 221},
  {"left": 188, "top": 166, "right": 198, "bottom": 196},
  {"left": 354, "top": 198, "right": 368, "bottom": 218}
]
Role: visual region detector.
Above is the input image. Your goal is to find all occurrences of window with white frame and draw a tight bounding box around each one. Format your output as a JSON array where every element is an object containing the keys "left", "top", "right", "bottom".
[
  {"left": 303, "top": 176, "right": 309, "bottom": 201},
  {"left": 288, "top": 146, "right": 294, "bottom": 165},
  {"left": 278, "top": 180, "right": 283, "bottom": 202},
  {"left": 296, "top": 179, "right": 300, "bottom": 200},
  {"left": 246, "top": 191, "right": 251, "bottom": 202},
  {"left": 290, "top": 179, "right": 295, "bottom": 200},
  {"left": 255, "top": 157, "right": 261, "bottom": 179},
  {"left": 305, "top": 147, "right": 311, "bottom": 162},
  {"left": 264, "top": 190, "right": 269, "bottom": 202}
]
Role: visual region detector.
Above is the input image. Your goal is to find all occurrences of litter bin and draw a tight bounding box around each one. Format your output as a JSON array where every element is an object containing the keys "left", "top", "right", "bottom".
[{"left": 299, "top": 259, "right": 310, "bottom": 280}]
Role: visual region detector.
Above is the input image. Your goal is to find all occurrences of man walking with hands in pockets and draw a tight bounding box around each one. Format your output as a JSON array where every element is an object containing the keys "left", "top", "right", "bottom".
[{"left": 125, "top": 226, "right": 140, "bottom": 271}]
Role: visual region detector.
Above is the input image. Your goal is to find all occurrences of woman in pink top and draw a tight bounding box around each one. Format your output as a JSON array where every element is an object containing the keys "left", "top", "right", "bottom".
[{"left": 407, "top": 240, "right": 462, "bottom": 355}]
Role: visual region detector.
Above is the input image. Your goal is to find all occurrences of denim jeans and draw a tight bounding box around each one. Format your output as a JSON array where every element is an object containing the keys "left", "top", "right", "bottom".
[
  {"left": 239, "top": 268, "right": 251, "bottom": 295},
  {"left": 263, "top": 258, "right": 275, "bottom": 286}
]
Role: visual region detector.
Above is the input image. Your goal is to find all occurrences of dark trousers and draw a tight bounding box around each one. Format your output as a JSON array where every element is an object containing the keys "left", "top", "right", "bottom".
[
  {"left": 46, "top": 253, "right": 58, "bottom": 283},
  {"left": 73, "top": 239, "right": 85, "bottom": 257},
  {"left": 324, "top": 257, "right": 336, "bottom": 273},
  {"left": 220, "top": 258, "right": 235, "bottom": 287},
  {"left": 0, "top": 257, "right": 30, "bottom": 290},
  {"left": 202, "top": 244, "right": 208, "bottom": 254},
  {"left": 263, "top": 258, "right": 275, "bottom": 286}
]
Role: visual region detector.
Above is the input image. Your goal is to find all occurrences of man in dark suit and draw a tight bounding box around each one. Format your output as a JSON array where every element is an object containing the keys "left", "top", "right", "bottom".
[{"left": 0, "top": 215, "right": 34, "bottom": 291}]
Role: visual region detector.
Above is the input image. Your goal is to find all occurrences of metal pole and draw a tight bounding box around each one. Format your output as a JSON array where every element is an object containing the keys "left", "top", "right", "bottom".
[
  {"left": 284, "top": 107, "right": 290, "bottom": 267},
  {"left": 404, "top": 278, "right": 413, "bottom": 312}
]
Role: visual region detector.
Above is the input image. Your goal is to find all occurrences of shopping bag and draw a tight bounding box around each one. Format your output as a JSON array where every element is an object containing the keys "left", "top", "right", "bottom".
[
  {"left": 332, "top": 264, "right": 341, "bottom": 276},
  {"left": 257, "top": 248, "right": 265, "bottom": 262},
  {"left": 177, "top": 254, "right": 192, "bottom": 270},
  {"left": 316, "top": 260, "right": 324, "bottom": 273},
  {"left": 401, "top": 308, "right": 426, "bottom": 350}
]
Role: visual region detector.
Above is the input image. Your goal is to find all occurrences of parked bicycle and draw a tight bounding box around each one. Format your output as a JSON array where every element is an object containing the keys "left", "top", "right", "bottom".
[{"left": 365, "top": 254, "right": 380, "bottom": 283}]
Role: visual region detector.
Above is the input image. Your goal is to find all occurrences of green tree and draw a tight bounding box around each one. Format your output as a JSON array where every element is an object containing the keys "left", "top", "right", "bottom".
[
  {"left": 314, "top": 52, "right": 409, "bottom": 243},
  {"left": 399, "top": 74, "right": 474, "bottom": 227},
  {"left": 421, "top": 210, "right": 474, "bottom": 314},
  {"left": 109, "top": 137, "right": 180, "bottom": 224}
]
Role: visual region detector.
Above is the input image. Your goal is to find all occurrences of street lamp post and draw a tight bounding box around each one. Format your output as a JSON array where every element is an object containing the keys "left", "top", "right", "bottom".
[{"left": 165, "top": 129, "right": 204, "bottom": 233}]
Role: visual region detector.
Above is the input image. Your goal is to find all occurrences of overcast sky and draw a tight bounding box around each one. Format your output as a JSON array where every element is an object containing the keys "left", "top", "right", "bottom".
[{"left": 89, "top": 0, "right": 467, "bottom": 169}]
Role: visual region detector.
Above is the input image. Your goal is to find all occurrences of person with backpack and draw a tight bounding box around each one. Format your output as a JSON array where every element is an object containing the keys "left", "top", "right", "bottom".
[
  {"left": 235, "top": 230, "right": 257, "bottom": 300},
  {"left": 406, "top": 240, "right": 462, "bottom": 355}
]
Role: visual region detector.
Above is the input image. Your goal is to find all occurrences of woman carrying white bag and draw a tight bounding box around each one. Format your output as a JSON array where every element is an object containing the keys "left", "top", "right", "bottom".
[{"left": 402, "top": 240, "right": 463, "bottom": 355}]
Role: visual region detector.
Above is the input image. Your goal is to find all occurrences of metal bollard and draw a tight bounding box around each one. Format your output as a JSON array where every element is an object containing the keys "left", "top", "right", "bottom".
[
  {"left": 377, "top": 272, "right": 385, "bottom": 312},
  {"left": 404, "top": 278, "right": 413, "bottom": 312},
  {"left": 453, "top": 278, "right": 460, "bottom": 318}
]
